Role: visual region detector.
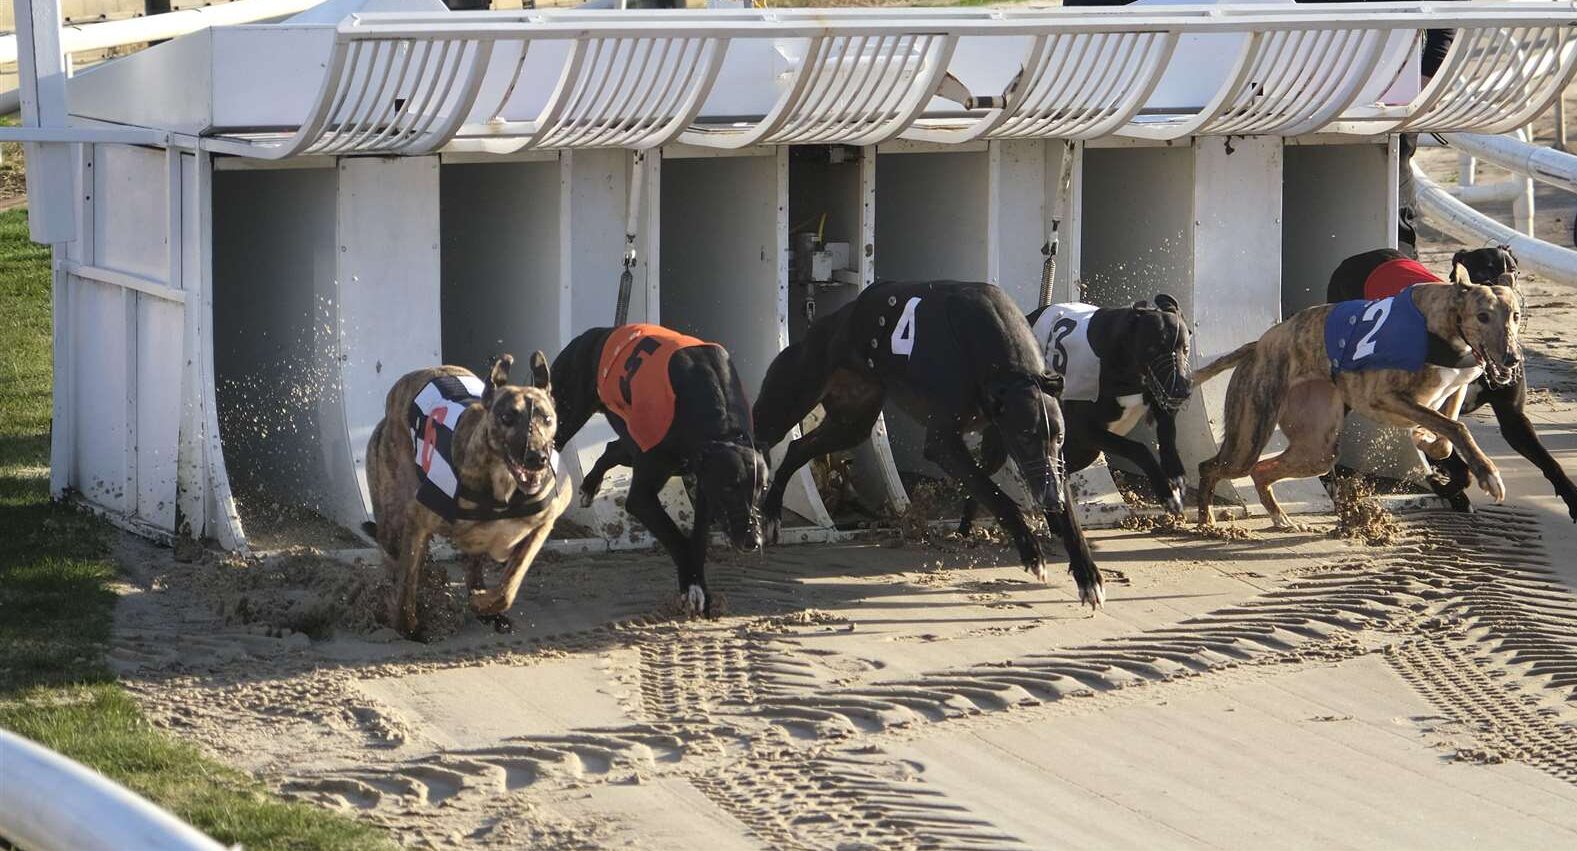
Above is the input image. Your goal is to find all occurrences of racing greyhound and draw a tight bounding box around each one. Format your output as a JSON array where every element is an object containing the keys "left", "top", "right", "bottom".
[
  {"left": 552, "top": 324, "right": 766, "bottom": 616},
  {"left": 753, "top": 280, "right": 1105, "bottom": 609},
  {"left": 958, "top": 295, "right": 1193, "bottom": 534},
  {"left": 1194, "top": 271, "right": 1521, "bottom": 529},
  {"left": 1327, "top": 247, "right": 1575, "bottom": 521}
]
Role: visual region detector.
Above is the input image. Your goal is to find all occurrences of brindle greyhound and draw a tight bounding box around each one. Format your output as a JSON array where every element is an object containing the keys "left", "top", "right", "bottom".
[
  {"left": 1327, "top": 247, "right": 1576, "bottom": 521},
  {"left": 552, "top": 325, "right": 766, "bottom": 616},
  {"left": 958, "top": 295, "right": 1193, "bottom": 533},
  {"left": 753, "top": 280, "right": 1105, "bottom": 608},
  {"left": 365, "top": 353, "right": 571, "bottom": 640},
  {"left": 1193, "top": 270, "right": 1522, "bottom": 529}
]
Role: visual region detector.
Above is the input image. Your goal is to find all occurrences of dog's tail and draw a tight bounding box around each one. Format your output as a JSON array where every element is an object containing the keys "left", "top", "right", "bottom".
[{"left": 1194, "top": 341, "right": 1258, "bottom": 384}]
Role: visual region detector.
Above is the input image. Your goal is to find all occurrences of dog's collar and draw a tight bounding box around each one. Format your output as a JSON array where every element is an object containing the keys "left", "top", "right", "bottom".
[{"left": 453, "top": 449, "right": 562, "bottom": 522}]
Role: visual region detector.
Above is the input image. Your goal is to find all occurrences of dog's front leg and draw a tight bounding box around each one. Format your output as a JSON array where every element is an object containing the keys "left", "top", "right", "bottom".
[
  {"left": 624, "top": 459, "right": 704, "bottom": 614},
  {"left": 683, "top": 485, "right": 713, "bottom": 616},
  {"left": 924, "top": 426, "right": 1045, "bottom": 582},
  {"left": 1092, "top": 427, "right": 1178, "bottom": 516},
  {"left": 580, "top": 439, "right": 634, "bottom": 507},
  {"left": 1043, "top": 479, "right": 1104, "bottom": 609},
  {"left": 1489, "top": 387, "right": 1577, "bottom": 521},
  {"left": 389, "top": 510, "right": 435, "bottom": 640},
  {"left": 1376, "top": 398, "right": 1505, "bottom": 503},
  {"left": 957, "top": 425, "right": 1007, "bottom": 537},
  {"left": 1154, "top": 408, "right": 1187, "bottom": 514},
  {"left": 471, "top": 478, "right": 571, "bottom": 632}
]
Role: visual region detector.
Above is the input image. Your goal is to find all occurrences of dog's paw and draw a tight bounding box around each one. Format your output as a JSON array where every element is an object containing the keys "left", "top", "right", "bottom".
[
  {"left": 681, "top": 585, "right": 707, "bottom": 617},
  {"left": 1483, "top": 469, "right": 1507, "bottom": 504},
  {"left": 1078, "top": 579, "right": 1106, "bottom": 610},
  {"left": 469, "top": 588, "right": 508, "bottom": 616},
  {"left": 580, "top": 489, "right": 596, "bottom": 509},
  {"left": 1165, "top": 478, "right": 1186, "bottom": 515},
  {"left": 478, "top": 612, "right": 514, "bottom": 634},
  {"left": 1024, "top": 558, "right": 1048, "bottom": 584}
]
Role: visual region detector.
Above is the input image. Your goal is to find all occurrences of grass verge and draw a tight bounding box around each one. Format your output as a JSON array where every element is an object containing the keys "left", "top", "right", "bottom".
[{"left": 0, "top": 208, "right": 390, "bottom": 850}]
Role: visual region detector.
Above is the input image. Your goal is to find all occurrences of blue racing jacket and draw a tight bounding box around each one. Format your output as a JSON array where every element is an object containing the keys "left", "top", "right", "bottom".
[{"left": 1325, "top": 285, "right": 1431, "bottom": 376}]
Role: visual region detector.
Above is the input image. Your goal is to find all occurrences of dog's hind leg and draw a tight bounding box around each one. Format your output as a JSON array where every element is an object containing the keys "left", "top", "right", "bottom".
[
  {"left": 389, "top": 513, "right": 434, "bottom": 640},
  {"left": 1251, "top": 380, "right": 1343, "bottom": 531},
  {"left": 762, "top": 370, "right": 884, "bottom": 543},
  {"left": 957, "top": 425, "right": 1007, "bottom": 537},
  {"left": 754, "top": 340, "right": 831, "bottom": 448},
  {"left": 1197, "top": 358, "right": 1286, "bottom": 525},
  {"left": 925, "top": 427, "right": 1047, "bottom": 584}
]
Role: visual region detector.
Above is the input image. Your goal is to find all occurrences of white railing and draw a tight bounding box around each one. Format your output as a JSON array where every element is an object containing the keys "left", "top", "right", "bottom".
[
  {"left": 190, "top": 3, "right": 1577, "bottom": 158},
  {"left": 0, "top": 729, "right": 227, "bottom": 851},
  {"left": 1414, "top": 162, "right": 1577, "bottom": 286}
]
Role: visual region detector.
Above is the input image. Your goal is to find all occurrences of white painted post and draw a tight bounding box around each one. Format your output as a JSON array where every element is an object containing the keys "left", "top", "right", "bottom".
[
  {"left": 323, "top": 156, "right": 444, "bottom": 530},
  {"left": 1189, "top": 135, "right": 1333, "bottom": 515},
  {"left": 14, "top": 0, "right": 76, "bottom": 243}
]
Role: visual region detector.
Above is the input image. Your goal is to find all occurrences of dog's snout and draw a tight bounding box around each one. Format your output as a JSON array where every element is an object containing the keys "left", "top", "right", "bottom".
[
  {"left": 523, "top": 451, "right": 549, "bottom": 471},
  {"left": 1503, "top": 351, "right": 1521, "bottom": 368}
]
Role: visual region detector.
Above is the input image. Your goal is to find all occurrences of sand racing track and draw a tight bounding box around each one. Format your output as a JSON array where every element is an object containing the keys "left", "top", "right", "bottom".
[{"left": 104, "top": 129, "right": 1577, "bottom": 846}]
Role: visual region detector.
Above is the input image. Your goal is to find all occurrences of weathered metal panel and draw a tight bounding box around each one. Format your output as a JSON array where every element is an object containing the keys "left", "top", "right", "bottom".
[{"left": 330, "top": 156, "right": 443, "bottom": 526}]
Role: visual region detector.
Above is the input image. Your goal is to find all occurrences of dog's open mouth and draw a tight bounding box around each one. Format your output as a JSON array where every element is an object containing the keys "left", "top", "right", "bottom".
[{"left": 507, "top": 452, "right": 552, "bottom": 493}]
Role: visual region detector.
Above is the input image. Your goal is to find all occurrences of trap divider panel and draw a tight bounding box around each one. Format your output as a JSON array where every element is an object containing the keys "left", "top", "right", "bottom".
[
  {"left": 1195, "top": 136, "right": 1334, "bottom": 517},
  {"left": 331, "top": 158, "right": 444, "bottom": 531},
  {"left": 557, "top": 148, "right": 691, "bottom": 543},
  {"left": 1283, "top": 139, "right": 1424, "bottom": 484}
]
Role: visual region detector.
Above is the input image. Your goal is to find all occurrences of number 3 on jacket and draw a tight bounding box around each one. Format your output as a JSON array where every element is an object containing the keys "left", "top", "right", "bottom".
[{"left": 890, "top": 297, "right": 921, "bottom": 356}]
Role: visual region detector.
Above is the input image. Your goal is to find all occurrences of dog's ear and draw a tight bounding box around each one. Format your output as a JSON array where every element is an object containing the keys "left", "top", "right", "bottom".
[
  {"left": 1131, "top": 299, "right": 1149, "bottom": 310},
  {"left": 1499, "top": 244, "right": 1518, "bottom": 271},
  {"left": 1450, "top": 263, "right": 1474, "bottom": 288},
  {"left": 529, "top": 351, "right": 551, "bottom": 392},
  {"left": 1153, "top": 293, "right": 1181, "bottom": 314},
  {"left": 484, "top": 354, "right": 514, "bottom": 404},
  {"left": 1451, "top": 249, "right": 1470, "bottom": 272}
]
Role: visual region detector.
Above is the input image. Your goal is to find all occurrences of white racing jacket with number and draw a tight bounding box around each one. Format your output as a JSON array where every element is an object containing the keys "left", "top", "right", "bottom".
[{"left": 1031, "top": 302, "right": 1101, "bottom": 403}]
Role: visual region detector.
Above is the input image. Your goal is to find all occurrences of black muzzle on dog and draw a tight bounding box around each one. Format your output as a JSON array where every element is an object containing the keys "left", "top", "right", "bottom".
[
  {"left": 1017, "top": 454, "right": 1066, "bottom": 516},
  {"left": 1144, "top": 353, "right": 1192, "bottom": 414}
]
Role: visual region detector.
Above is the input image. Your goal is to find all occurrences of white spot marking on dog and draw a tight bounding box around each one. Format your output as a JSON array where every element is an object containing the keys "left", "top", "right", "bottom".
[{"left": 1108, "top": 394, "right": 1149, "bottom": 436}]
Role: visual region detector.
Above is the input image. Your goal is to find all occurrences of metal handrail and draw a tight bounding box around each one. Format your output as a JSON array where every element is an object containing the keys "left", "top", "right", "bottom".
[
  {"left": 187, "top": 3, "right": 1577, "bottom": 158},
  {"left": 0, "top": 729, "right": 226, "bottom": 851}
]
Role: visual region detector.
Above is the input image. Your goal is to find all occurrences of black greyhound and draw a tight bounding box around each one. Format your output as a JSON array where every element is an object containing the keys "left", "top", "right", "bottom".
[
  {"left": 552, "top": 324, "right": 768, "bottom": 615},
  {"left": 959, "top": 295, "right": 1194, "bottom": 532},
  {"left": 753, "top": 280, "right": 1105, "bottom": 608},
  {"left": 1327, "top": 246, "right": 1576, "bottom": 521}
]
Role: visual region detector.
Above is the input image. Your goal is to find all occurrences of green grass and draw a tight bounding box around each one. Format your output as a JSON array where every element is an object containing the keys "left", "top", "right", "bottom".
[{"left": 0, "top": 208, "right": 391, "bottom": 850}]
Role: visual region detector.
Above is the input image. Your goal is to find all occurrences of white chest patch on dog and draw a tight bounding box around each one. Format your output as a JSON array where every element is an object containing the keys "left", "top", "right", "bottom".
[
  {"left": 1424, "top": 364, "right": 1485, "bottom": 411},
  {"left": 1109, "top": 393, "right": 1149, "bottom": 436},
  {"left": 1033, "top": 302, "right": 1101, "bottom": 402}
]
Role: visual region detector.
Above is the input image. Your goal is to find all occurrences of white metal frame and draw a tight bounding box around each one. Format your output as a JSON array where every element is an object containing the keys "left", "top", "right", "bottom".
[{"left": 154, "top": 4, "right": 1577, "bottom": 160}]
